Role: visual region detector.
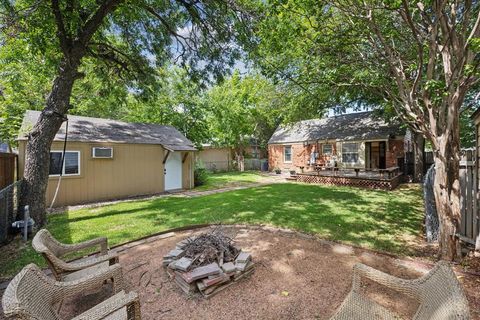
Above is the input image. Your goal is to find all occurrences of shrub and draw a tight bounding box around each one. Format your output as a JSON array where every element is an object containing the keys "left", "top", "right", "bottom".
[{"left": 194, "top": 167, "right": 209, "bottom": 187}]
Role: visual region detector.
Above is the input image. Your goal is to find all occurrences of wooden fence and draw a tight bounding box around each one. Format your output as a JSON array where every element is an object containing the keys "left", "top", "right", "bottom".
[
  {"left": 458, "top": 149, "right": 478, "bottom": 247},
  {"left": 201, "top": 158, "right": 268, "bottom": 172},
  {"left": 0, "top": 180, "right": 22, "bottom": 243},
  {"left": 404, "top": 151, "right": 435, "bottom": 176},
  {"left": 0, "top": 152, "right": 17, "bottom": 190}
]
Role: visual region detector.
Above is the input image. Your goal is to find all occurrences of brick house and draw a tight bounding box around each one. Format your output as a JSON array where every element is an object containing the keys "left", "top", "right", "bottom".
[{"left": 268, "top": 112, "right": 406, "bottom": 172}]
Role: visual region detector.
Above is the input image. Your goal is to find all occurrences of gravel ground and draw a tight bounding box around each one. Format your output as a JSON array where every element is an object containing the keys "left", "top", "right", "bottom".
[{"left": 2, "top": 226, "right": 479, "bottom": 319}]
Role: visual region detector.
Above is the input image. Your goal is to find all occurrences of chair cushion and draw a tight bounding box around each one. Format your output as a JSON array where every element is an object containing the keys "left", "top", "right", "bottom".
[
  {"left": 62, "top": 261, "right": 110, "bottom": 282},
  {"left": 102, "top": 308, "right": 128, "bottom": 320},
  {"left": 72, "top": 291, "right": 129, "bottom": 320},
  {"left": 330, "top": 291, "right": 402, "bottom": 320}
]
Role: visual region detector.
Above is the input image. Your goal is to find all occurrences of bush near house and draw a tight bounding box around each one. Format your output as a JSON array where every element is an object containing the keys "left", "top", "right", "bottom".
[{"left": 194, "top": 167, "right": 209, "bottom": 187}]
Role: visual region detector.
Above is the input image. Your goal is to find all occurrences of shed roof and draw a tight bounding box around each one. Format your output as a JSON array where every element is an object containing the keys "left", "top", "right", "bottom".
[
  {"left": 268, "top": 111, "right": 405, "bottom": 144},
  {"left": 18, "top": 110, "right": 197, "bottom": 151}
]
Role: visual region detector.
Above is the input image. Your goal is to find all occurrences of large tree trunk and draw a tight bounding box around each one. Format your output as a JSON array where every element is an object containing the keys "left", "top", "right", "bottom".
[
  {"left": 432, "top": 136, "right": 462, "bottom": 260},
  {"left": 21, "top": 59, "right": 80, "bottom": 226},
  {"left": 234, "top": 146, "right": 245, "bottom": 172},
  {"left": 413, "top": 131, "right": 425, "bottom": 183}
]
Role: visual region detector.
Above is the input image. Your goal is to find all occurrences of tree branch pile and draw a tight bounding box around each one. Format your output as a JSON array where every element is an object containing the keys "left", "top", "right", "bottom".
[
  {"left": 182, "top": 228, "right": 240, "bottom": 268},
  {"left": 162, "top": 227, "right": 255, "bottom": 298}
]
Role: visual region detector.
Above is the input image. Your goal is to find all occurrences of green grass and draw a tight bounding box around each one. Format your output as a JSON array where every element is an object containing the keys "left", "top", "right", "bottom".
[
  {"left": 0, "top": 183, "right": 424, "bottom": 280},
  {"left": 194, "top": 171, "right": 269, "bottom": 191}
]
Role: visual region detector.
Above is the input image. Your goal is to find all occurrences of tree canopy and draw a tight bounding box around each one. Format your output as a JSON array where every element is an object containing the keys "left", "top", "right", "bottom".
[
  {"left": 124, "top": 66, "right": 209, "bottom": 146},
  {"left": 0, "top": 0, "right": 256, "bottom": 145},
  {"left": 205, "top": 71, "right": 282, "bottom": 153},
  {"left": 246, "top": 0, "right": 480, "bottom": 259}
]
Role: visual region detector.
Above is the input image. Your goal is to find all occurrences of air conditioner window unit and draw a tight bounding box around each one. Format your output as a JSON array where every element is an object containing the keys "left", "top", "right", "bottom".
[{"left": 92, "top": 147, "right": 113, "bottom": 158}]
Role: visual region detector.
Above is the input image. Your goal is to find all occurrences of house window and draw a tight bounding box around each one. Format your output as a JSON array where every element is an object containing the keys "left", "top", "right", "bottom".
[
  {"left": 49, "top": 151, "right": 80, "bottom": 176},
  {"left": 322, "top": 144, "right": 333, "bottom": 155},
  {"left": 284, "top": 145, "right": 292, "bottom": 163},
  {"left": 342, "top": 143, "right": 359, "bottom": 163}
]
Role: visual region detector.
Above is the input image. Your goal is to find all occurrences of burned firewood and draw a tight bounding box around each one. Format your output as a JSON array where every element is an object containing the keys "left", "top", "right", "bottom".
[{"left": 163, "top": 226, "right": 254, "bottom": 298}]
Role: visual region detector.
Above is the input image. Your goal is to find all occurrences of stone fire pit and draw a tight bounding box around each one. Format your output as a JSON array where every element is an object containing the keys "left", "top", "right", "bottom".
[{"left": 162, "top": 228, "right": 255, "bottom": 298}]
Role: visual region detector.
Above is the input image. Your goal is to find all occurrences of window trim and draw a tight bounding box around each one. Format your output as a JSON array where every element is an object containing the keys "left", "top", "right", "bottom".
[
  {"left": 49, "top": 150, "right": 81, "bottom": 177},
  {"left": 322, "top": 144, "right": 333, "bottom": 155},
  {"left": 284, "top": 145, "right": 292, "bottom": 163},
  {"left": 92, "top": 147, "right": 114, "bottom": 159},
  {"left": 341, "top": 142, "right": 359, "bottom": 164}
]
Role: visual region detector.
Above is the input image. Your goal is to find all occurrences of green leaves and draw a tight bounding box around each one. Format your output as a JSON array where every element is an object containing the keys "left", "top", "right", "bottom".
[
  {"left": 205, "top": 71, "right": 281, "bottom": 150},
  {"left": 467, "top": 37, "right": 480, "bottom": 53},
  {"left": 0, "top": 0, "right": 257, "bottom": 145},
  {"left": 0, "top": 35, "right": 55, "bottom": 145},
  {"left": 124, "top": 66, "right": 209, "bottom": 146}
]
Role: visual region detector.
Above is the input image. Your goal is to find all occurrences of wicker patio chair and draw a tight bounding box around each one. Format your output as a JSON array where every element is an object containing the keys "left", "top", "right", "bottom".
[
  {"left": 2, "top": 263, "right": 140, "bottom": 320},
  {"left": 330, "top": 261, "right": 470, "bottom": 319},
  {"left": 32, "top": 229, "right": 119, "bottom": 281}
]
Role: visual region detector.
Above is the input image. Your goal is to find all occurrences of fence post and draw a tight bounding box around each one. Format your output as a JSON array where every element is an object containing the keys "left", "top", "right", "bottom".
[
  {"left": 0, "top": 191, "right": 5, "bottom": 243},
  {"left": 23, "top": 205, "right": 29, "bottom": 242}
]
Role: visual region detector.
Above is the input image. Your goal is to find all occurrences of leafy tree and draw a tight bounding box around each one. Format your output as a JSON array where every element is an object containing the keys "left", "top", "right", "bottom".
[
  {"left": 250, "top": 0, "right": 480, "bottom": 259},
  {"left": 460, "top": 109, "right": 476, "bottom": 149},
  {"left": 0, "top": 43, "right": 132, "bottom": 145},
  {"left": 0, "top": 37, "right": 54, "bottom": 147},
  {"left": 460, "top": 91, "right": 480, "bottom": 148},
  {"left": 125, "top": 66, "right": 209, "bottom": 146},
  {"left": 205, "top": 71, "right": 281, "bottom": 170},
  {"left": 0, "top": 0, "right": 250, "bottom": 225}
]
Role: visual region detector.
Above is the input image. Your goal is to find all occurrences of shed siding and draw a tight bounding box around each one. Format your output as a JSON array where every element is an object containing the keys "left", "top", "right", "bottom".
[{"left": 18, "top": 141, "right": 194, "bottom": 207}]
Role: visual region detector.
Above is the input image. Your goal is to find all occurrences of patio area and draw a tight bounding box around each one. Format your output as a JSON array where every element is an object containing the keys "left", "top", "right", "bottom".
[{"left": 33, "top": 226, "right": 480, "bottom": 320}]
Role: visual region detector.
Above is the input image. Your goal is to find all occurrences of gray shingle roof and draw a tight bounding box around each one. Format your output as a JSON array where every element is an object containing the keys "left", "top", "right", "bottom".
[
  {"left": 268, "top": 111, "right": 405, "bottom": 144},
  {"left": 18, "top": 110, "right": 197, "bottom": 151}
]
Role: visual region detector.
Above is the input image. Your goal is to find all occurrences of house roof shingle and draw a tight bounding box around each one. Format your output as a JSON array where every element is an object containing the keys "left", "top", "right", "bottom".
[
  {"left": 268, "top": 111, "right": 405, "bottom": 144},
  {"left": 18, "top": 110, "right": 197, "bottom": 151}
]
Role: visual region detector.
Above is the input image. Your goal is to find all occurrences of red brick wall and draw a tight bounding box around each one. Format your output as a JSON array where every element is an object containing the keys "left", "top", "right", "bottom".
[
  {"left": 269, "top": 140, "right": 404, "bottom": 171},
  {"left": 268, "top": 143, "right": 336, "bottom": 172},
  {"left": 316, "top": 143, "right": 337, "bottom": 165},
  {"left": 268, "top": 143, "right": 305, "bottom": 171},
  {"left": 268, "top": 144, "right": 284, "bottom": 170},
  {"left": 386, "top": 139, "right": 404, "bottom": 168}
]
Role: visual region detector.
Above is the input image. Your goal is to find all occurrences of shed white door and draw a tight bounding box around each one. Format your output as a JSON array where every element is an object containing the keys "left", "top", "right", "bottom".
[{"left": 165, "top": 152, "right": 183, "bottom": 191}]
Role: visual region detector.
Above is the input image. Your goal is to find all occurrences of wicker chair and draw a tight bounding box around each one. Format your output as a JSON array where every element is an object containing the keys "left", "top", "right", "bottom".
[
  {"left": 32, "top": 229, "right": 119, "bottom": 281},
  {"left": 2, "top": 263, "right": 140, "bottom": 320},
  {"left": 330, "top": 261, "right": 470, "bottom": 319}
]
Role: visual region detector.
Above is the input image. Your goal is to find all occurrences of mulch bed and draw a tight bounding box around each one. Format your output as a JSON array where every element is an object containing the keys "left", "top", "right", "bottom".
[{"left": 1, "top": 226, "right": 479, "bottom": 319}]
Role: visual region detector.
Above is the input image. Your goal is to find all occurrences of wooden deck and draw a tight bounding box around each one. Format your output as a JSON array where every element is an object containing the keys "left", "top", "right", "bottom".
[{"left": 293, "top": 169, "right": 402, "bottom": 190}]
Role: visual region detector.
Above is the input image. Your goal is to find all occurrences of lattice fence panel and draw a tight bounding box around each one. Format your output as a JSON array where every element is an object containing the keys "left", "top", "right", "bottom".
[{"left": 295, "top": 174, "right": 400, "bottom": 191}]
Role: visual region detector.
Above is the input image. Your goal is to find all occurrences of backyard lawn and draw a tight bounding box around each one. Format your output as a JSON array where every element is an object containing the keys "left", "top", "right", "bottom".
[
  {"left": 194, "top": 170, "right": 271, "bottom": 191},
  {"left": 0, "top": 183, "right": 424, "bottom": 280}
]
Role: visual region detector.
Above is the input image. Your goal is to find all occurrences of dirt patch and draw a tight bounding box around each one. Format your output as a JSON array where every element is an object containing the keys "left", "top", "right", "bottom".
[
  {"left": 460, "top": 254, "right": 480, "bottom": 275},
  {"left": 1, "top": 227, "right": 478, "bottom": 319}
]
